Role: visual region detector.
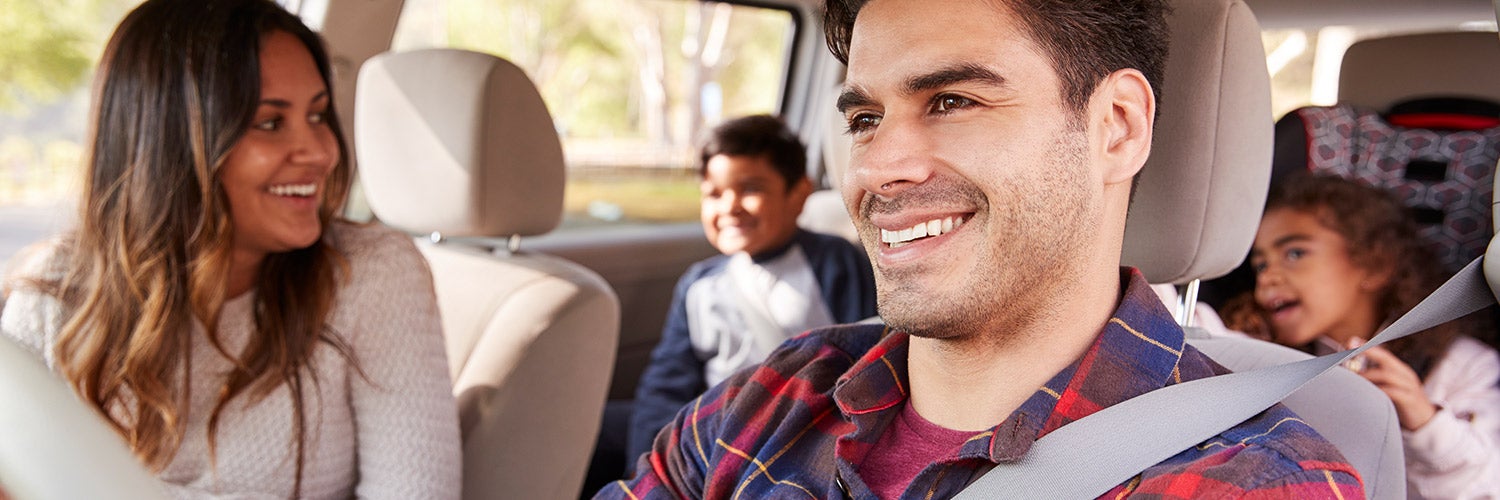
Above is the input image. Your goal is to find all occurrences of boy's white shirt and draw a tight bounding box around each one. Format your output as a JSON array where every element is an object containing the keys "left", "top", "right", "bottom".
[{"left": 685, "top": 246, "right": 834, "bottom": 386}]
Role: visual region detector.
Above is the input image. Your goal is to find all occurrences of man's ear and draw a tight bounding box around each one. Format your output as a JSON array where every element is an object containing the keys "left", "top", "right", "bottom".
[{"left": 1093, "top": 68, "right": 1155, "bottom": 186}]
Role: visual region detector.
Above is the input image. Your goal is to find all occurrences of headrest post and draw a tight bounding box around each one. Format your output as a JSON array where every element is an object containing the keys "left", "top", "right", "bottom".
[
  {"left": 1178, "top": 279, "right": 1201, "bottom": 328},
  {"left": 428, "top": 231, "right": 444, "bottom": 244},
  {"left": 507, "top": 234, "right": 522, "bottom": 253}
]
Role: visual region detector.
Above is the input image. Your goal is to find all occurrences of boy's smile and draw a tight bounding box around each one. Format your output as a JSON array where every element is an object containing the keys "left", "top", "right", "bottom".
[{"left": 700, "top": 153, "right": 811, "bottom": 257}]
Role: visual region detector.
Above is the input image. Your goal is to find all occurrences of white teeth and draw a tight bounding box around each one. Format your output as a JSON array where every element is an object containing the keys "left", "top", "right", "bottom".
[
  {"left": 880, "top": 215, "right": 966, "bottom": 247},
  {"left": 269, "top": 183, "right": 317, "bottom": 197}
]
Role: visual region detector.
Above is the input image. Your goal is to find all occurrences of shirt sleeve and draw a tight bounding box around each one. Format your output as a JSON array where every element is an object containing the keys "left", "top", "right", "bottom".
[
  {"left": 629, "top": 266, "right": 710, "bottom": 461},
  {"left": 345, "top": 230, "right": 462, "bottom": 499},
  {"left": 1238, "top": 468, "right": 1366, "bottom": 499},
  {"left": 0, "top": 287, "right": 57, "bottom": 362},
  {"left": 158, "top": 482, "right": 280, "bottom": 499},
  {"left": 600, "top": 389, "right": 720, "bottom": 500},
  {"left": 1402, "top": 338, "right": 1500, "bottom": 499},
  {"left": 1, "top": 244, "right": 65, "bottom": 364}
]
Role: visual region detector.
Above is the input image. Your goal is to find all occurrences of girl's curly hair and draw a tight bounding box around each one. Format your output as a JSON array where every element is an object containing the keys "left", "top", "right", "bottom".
[{"left": 1223, "top": 174, "right": 1461, "bottom": 379}]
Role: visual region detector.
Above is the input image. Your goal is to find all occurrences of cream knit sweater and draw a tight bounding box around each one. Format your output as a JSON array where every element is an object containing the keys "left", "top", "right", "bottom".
[{"left": 1, "top": 222, "right": 461, "bottom": 499}]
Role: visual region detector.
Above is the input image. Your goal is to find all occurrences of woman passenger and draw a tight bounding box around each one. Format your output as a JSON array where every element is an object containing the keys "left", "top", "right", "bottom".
[
  {"left": 0, "top": 0, "right": 460, "bottom": 497},
  {"left": 1224, "top": 174, "right": 1500, "bottom": 498}
]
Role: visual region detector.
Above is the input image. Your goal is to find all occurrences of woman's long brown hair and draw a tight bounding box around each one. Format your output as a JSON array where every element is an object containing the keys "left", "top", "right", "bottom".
[
  {"left": 1225, "top": 174, "right": 1463, "bottom": 379},
  {"left": 48, "top": 0, "right": 355, "bottom": 492}
]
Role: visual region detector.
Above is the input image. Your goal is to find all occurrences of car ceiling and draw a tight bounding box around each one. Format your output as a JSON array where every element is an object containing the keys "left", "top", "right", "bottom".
[{"left": 1244, "top": 0, "right": 1494, "bottom": 29}]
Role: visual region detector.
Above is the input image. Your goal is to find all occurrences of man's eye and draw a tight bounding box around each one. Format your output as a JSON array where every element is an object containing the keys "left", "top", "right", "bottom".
[
  {"left": 933, "top": 94, "right": 975, "bottom": 113},
  {"left": 845, "top": 113, "right": 880, "bottom": 134}
]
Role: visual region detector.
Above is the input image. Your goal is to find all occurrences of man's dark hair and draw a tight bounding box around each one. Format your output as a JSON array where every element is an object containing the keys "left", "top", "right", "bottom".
[
  {"left": 823, "top": 0, "right": 1170, "bottom": 115},
  {"left": 699, "top": 114, "right": 807, "bottom": 189}
]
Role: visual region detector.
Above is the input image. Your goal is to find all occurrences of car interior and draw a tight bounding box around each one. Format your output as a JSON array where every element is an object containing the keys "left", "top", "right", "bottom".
[
  {"left": 1, "top": 0, "right": 1499, "bottom": 498},
  {"left": 355, "top": 48, "right": 622, "bottom": 500}
]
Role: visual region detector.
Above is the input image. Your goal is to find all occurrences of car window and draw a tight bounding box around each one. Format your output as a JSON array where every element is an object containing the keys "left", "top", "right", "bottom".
[
  {"left": 1262, "top": 23, "right": 1496, "bottom": 119},
  {"left": 390, "top": 0, "right": 796, "bottom": 230},
  {"left": 0, "top": 0, "right": 147, "bottom": 268}
]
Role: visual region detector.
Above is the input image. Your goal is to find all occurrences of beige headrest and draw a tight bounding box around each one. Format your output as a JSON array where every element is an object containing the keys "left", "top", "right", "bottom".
[
  {"left": 356, "top": 49, "right": 564, "bottom": 238},
  {"left": 1122, "top": 0, "right": 1273, "bottom": 285},
  {"left": 1340, "top": 31, "right": 1500, "bottom": 111}
]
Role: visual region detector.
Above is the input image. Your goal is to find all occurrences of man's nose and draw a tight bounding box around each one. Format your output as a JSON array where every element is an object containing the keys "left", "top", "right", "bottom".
[{"left": 848, "top": 115, "right": 936, "bottom": 199}]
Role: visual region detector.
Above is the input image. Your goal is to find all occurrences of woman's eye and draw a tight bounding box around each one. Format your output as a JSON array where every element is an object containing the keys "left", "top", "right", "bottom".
[
  {"left": 933, "top": 94, "right": 975, "bottom": 113},
  {"left": 252, "top": 117, "right": 282, "bottom": 131},
  {"left": 309, "top": 110, "right": 328, "bottom": 125},
  {"left": 845, "top": 113, "right": 880, "bottom": 134}
]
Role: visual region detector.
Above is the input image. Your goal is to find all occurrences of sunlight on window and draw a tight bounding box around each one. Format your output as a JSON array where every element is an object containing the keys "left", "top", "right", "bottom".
[
  {"left": 392, "top": 0, "right": 795, "bottom": 229},
  {"left": 0, "top": 0, "right": 143, "bottom": 266}
]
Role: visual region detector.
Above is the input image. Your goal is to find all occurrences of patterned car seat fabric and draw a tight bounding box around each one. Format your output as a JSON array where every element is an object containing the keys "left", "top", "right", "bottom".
[
  {"left": 1276, "top": 100, "right": 1500, "bottom": 275},
  {"left": 1198, "top": 98, "right": 1500, "bottom": 311}
]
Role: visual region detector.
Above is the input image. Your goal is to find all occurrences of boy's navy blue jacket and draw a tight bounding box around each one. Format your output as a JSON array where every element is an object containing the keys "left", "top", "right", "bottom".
[{"left": 627, "top": 229, "right": 876, "bottom": 460}]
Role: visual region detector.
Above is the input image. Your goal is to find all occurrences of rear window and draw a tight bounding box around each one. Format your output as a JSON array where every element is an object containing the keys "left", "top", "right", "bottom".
[
  {"left": 390, "top": 0, "right": 797, "bottom": 229},
  {"left": 1261, "top": 24, "right": 1497, "bottom": 119}
]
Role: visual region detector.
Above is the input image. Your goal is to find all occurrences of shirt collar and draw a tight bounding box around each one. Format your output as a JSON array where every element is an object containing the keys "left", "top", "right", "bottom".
[
  {"left": 747, "top": 229, "right": 808, "bottom": 263},
  {"left": 831, "top": 268, "right": 1187, "bottom": 463}
]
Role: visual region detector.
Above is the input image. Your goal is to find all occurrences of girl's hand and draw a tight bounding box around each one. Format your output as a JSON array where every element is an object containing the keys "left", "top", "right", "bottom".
[{"left": 1354, "top": 342, "right": 1438, "bottom": 430}]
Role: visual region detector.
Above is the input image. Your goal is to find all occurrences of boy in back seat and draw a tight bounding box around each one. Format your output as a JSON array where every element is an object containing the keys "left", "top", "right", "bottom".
[{"left": 626, "top": 114, "right": 877, "bottom": 462}]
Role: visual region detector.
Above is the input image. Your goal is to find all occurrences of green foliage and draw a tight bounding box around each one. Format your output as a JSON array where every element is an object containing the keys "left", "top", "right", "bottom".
[
  {"left": 0, "top": 0, "right": 132, "bottom": 113},
  {"left": 392, "top": 0, "right": 789, "bottom": 146}
]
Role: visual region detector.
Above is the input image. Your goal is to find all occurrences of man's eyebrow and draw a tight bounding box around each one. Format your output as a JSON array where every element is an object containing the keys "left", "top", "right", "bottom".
[
  {"left": 903, "top": 63, "right": 1007, "bottom": 96},
  {"left": 836, "top": 86, "right": 875, "bottom": 114}
]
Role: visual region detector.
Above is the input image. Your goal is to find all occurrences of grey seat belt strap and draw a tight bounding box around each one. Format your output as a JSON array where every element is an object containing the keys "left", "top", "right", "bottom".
[{"left": 954, "top": 258, "right": 1494, "bottom": 499}]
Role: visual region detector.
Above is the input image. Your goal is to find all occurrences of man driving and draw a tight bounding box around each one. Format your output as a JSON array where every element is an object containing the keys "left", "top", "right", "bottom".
[{"left": 597, "top": 0, "right": 1362, "bottom": 498}]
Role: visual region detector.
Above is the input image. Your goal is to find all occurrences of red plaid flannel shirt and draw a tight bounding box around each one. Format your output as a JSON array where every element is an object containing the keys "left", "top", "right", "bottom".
[{"left": 598, "top": 268, "right": 1364, "bottom": 499}]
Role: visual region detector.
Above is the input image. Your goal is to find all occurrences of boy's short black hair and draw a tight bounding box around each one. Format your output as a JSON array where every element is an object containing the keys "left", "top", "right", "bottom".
[{"left": 699, "top": 114, "right": 807, "bottom": 189}]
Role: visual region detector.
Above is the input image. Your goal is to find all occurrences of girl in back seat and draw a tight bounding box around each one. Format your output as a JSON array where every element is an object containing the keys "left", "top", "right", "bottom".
[
  {"left": 1224, "top": 174, "right": 1500, "bottom": 499},
  {"left": 0, "top": 0, "right": 460, "bottom": 497}
]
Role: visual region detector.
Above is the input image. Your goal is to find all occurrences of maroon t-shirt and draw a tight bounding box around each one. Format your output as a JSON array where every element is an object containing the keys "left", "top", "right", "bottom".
[{"left": 861, "top": 402, "right": 974, "bottom": 499}]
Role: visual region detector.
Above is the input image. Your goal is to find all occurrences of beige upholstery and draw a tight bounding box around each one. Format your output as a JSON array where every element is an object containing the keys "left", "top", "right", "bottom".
[
  {"left": 798, "top": 82, "right": 860, "bottom": 244},
  {"left": 358, "top": 49, "right": 564, "bottom": 238},
  {"left": 1122, "top": 0, "right": 1274, "bottom": 285},
  {"left": 1185, "top": 329, "right": 1407, "bottom": 499},
  {"left": 356, "top": 48, "right": 620, "bottom": 500},
  {"left": 0, "top": 336, "right": 167, "bottom": 500},
  {"left": 1130, "top": 1, "right": 1405, "bottom": 496},
  {"left": 1489, "top": 171, "right": 1500, "bottom": 303},
  {"left": 799, "top": 190, "right": 859, "bottom": 244},
  {"left": 1340, "top": 31, "right": 1500, "bottom": 111}
]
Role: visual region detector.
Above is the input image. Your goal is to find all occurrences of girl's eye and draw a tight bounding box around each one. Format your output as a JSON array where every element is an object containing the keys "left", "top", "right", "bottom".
[
  {"left": 845, "top": 113, "right": 880, "bottom": 134},
  {"left": 1285, "top": 248, "right": 1306, "bottom": 262},
  {"left": 933, "top": 94, "right": 975, "bottom": 113}
]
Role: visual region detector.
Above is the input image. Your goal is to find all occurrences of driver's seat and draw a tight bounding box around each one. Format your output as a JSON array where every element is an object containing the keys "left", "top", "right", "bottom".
[{"left": 1122, "top": 0, "right": 1406, "bottom": 497}]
